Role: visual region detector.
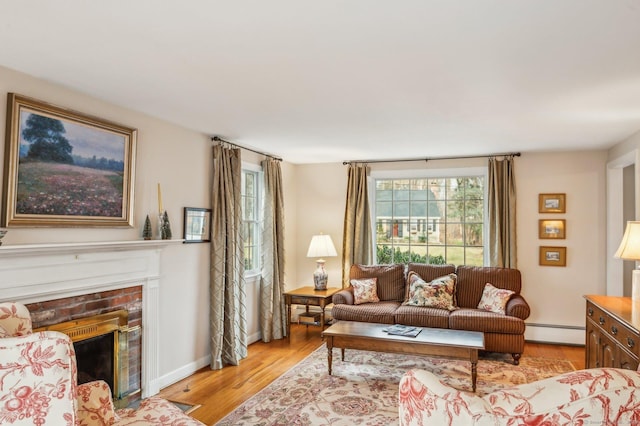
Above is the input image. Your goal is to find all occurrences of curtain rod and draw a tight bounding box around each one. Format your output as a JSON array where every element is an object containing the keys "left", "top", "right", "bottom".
[
  {"left": 212, "top": 136, "right": 282, "bottom": 161},
  {"left": 342, "top": 152, "right": 521, "bottom": 165}
]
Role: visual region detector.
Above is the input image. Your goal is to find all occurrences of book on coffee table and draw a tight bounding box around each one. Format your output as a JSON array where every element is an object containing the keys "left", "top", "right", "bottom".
[{"left": 382, "top": 324, "right": 422, "bottom": 337}]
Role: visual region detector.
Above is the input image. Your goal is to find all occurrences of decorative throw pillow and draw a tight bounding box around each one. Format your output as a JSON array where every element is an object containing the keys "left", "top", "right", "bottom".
[
  {"left": 403, "top": 273, "right": 457, "bottom": 311},
  {"left": 351, "top": 278, "right": 380, "bottom": 305},
  {"left": 477, "top": 283, "right": 515, "bottom": 314}
]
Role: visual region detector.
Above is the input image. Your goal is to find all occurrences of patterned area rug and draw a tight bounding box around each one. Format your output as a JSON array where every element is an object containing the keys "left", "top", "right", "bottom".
[{"left": 215, "top": 346, "right": 575, "bottom": 426}]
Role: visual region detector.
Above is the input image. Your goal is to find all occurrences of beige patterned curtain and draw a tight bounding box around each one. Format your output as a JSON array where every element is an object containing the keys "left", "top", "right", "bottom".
[
  {"left": 488, "top": 156, "right": 517, "bottom": 268},
  {"left": 260, "top": 158, "right": 286, "bottom": 342},
  {"left": 210, "top": 144, "right": 247, "bottom": 370},
  {"left": 342, "top": 163, "right": 373, "bottom": 288}
]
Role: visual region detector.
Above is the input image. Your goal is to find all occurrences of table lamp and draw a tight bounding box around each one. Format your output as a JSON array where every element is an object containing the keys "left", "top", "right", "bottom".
[
  {"left": 307, "top": 234, "right": 337, "bottom": 290},
  {"left": 614, "top": 221, "right": 640, "bottom": 301}
]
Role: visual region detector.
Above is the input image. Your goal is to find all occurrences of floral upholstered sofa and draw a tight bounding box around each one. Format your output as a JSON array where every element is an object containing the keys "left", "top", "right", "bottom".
[
  {"left": 332, "top": 263, "right": 530, "bottom": 364},
  {"left": 398, "top": 367, "right": 640, "bottom": 425}
]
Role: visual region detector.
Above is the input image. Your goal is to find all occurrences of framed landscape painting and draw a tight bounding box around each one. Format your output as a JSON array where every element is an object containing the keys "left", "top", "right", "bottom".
[{"left": 2, "top": 93, "right": 137, "bottom": 227}]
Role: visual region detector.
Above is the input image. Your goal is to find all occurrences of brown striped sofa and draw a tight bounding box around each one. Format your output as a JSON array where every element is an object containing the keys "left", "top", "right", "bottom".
[{"left": 331, "top": 263, "right": 531, "bottom": 364}]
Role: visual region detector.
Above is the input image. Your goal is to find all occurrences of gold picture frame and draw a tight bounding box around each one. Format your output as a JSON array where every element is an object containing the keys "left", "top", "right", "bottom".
[
  {"left": 539, "top": 219, "right": 566, "bottom": 239},
  {"left": 538, "top": 193, "right": 566, "bottom": 213},
  {"left": 539, "top": 246, "right": 566, "bottom": 267},
  {"left": 2, "top": 93, "right": 137, "bottom": 227}
]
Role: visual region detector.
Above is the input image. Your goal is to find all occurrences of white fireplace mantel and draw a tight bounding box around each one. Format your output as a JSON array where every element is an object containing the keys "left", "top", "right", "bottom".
[{"left": 0, "top": 239, "right": 183, "bottom": 397}]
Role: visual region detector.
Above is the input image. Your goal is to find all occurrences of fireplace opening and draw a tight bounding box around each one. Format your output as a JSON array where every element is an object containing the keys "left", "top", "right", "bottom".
[
  {"left": 35, "top": 309, "right": 140, "bottom": 407},
  {"left": 76, "top": 333, "right": 115, "bottom": 390}
]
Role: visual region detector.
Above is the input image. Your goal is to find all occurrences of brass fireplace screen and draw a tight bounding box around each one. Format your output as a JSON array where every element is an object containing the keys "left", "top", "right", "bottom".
[{"left": 35, "top": 310, "right": 141, "bottom": 405}]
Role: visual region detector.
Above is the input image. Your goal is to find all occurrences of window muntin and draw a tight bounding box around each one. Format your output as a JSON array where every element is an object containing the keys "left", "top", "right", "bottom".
[{"left": 374, "top": 175, "right": 485, "bottom": 266}]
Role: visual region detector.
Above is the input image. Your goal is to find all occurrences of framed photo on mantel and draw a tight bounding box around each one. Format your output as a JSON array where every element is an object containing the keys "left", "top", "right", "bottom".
[{"left": 183, "top": 207, "right": 211, "bottom": 243}]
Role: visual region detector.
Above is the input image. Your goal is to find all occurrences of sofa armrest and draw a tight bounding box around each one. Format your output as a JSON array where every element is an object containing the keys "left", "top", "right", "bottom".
[
  {"left": 76, "top": 380, "right": 118, "bottom": 426},
  {"left": 487, "top": 368, "right": 640, "bottom": 418},
  {"left": 332, "top": 288, "right": 354, "bottom": 305},
  {"left": 505, "top": 295, "right": 530, "bottom": 320}
]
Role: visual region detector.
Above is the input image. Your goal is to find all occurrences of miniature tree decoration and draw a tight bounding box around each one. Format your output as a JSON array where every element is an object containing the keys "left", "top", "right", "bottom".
[
  {"left": 161, "top": 211, "right": 172, "bottom": 240},
  {"left": 142, "top": 215, "right": 152, "bottom": 240}
]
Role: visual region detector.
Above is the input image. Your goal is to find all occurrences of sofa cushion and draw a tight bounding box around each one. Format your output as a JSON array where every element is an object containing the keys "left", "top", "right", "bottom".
[
  {"left": 331, "top": 301, "right": 400, "bottom": 324},
  {"left": 477, "top": 283, "right": 514, "bottom": 314},
  {"left": 393, "top": 305, "right": 451, "bottom": 329},
  {"left": 449, "top": 308, "right": 525, "bottom": 334},
  {"left": 406, "top": 263, "right": 456, "bottom": 282},
  {"left": 351, "top": 278, "right": 380, "bottom": 304},
  {"left": 349, "top": 264, "right": 405, "bottom": 302},
  {"left": 455, "top": 266, "right": 521, "bottom": 309},
  {"left": 403, "top": 273, "right": 457, "bottom": 311}
]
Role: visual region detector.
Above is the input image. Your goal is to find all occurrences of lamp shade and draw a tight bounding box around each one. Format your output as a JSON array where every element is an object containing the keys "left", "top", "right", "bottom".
[
  {"left": 615, "top": 221, "right": 640, "bottom": 260},
  {"left": 306, "top": 234, "right": 337, "bottom": 259}
]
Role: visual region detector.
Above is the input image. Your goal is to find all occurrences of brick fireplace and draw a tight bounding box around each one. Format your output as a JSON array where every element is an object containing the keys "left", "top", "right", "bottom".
[
  {"left": 27, "top": 287, "right": 143, "bottom": 405},
  {"left": 0, "top": 240, "right": 180, "bottom": 398}
]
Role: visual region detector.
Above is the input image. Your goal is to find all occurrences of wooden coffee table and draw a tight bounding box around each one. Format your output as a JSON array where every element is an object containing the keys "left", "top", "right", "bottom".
[{"left": 321, "top": 321, "right": 485, "bottom": 392}]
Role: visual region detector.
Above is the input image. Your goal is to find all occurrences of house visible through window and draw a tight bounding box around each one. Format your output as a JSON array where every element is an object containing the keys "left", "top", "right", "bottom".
[
  {"left": 374, "top": 174, "right": 485, "bottom": 266},
  {"left": 242, "top": 167, "right": 261, "bottom": 274}
]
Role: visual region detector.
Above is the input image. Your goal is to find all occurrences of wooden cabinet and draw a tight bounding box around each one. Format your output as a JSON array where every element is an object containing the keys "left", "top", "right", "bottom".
[{"left": 584, "top": 295, "right": 640, "bottom": 370}]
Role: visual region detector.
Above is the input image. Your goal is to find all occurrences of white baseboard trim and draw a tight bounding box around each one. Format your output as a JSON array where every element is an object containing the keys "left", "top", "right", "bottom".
[
  {"left": 158, "top": 331, "right": 261, "bottom": 391},
  {"left": 525, "top": 323, "right": 585, "bottom": 345},
  {"left": 248, "top": 331, "right": 261, "bottom": 344},
  {"left": 158, "top": 355, "right": 211, "bottom": 391}
]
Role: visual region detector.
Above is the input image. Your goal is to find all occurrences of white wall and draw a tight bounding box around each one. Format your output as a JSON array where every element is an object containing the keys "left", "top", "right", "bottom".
[
  {"left": 516, "top": 151, "right": 607, "bottom": 344},
  {"left": 293, "top": 163, "right": 347, "bottom": 290}
]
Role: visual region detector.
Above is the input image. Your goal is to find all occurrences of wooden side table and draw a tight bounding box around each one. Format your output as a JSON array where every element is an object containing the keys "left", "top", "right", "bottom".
[{"left": 284, "top": 286, "right": 340, "bottom": 338}]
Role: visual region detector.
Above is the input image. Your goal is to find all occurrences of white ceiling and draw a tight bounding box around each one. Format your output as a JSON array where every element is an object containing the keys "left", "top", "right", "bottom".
[{"left": 1, "top": 1, "right": 640, "bottom": 164}]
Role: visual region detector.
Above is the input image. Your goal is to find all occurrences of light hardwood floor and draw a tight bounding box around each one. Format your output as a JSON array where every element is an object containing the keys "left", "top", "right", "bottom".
[{"left": 158, "top": 324, "right": 586, "bottom": 425}]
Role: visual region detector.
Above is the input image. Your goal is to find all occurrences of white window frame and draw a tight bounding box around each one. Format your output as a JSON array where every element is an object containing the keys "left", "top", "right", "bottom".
[
  {"left": 242, "top": 162, "right": 263, "bottom": 277},
  {"left": 370, "top": 167, "right": 489, "bottom": 266}
]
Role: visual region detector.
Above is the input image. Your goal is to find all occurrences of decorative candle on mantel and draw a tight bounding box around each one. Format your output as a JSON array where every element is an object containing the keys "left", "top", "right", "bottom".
[{"left": 157, "top": 183, "right": 163, "bottom": 216}]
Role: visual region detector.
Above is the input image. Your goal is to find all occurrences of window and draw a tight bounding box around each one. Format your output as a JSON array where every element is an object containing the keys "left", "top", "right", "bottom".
[
  {"left": 242, "top": 166, "right": 262, "bottom": 274},
  {"left": 373, "top": 171, "right": 485, "bottom": 266}
]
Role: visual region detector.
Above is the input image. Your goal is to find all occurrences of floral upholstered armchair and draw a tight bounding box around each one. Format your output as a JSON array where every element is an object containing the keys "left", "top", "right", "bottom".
[
  {"left": 0, "top": 302, "right": 204, "bottom": 426},
  {"left": 399, "top": 367, "right": 640, "bottom": 426}
]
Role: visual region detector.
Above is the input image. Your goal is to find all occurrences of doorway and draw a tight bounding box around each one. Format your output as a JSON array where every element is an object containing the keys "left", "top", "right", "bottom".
[{"left": 607, "top": 151, "right": 637, "bottom": 296}]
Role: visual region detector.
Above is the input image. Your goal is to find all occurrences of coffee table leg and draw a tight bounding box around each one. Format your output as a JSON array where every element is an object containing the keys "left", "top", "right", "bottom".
[
  {"left": 341, "top": 348, "right": 345, "bottom": 361},
  {"left": 470, "top": 350, "right": 478, "bottom": 392}
]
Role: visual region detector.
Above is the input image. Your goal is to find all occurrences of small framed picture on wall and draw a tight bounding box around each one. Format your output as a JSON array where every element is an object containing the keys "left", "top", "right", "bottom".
[
  {"left": 538, "top": 193, "right": 566, "bottom": 213},
  {"left": 539, "top": 219, "right": 566, "bottom": 239},
  {"left": 539, "top": 246, "right": 566, "bottom": 267}
]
